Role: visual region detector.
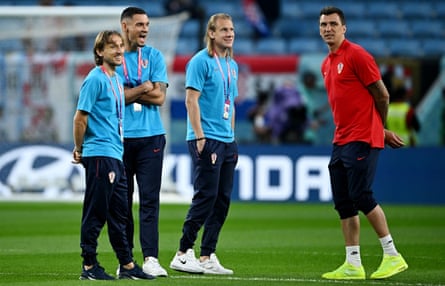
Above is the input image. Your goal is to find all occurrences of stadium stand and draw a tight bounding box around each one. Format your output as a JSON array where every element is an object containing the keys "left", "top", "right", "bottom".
[
  {"left": 400, "top": 2, "right": 435, "bottom": 19},
  {"left": 0, "top": 1, "right": 444, "bottom": 58},
  {"left": 0, "top": 0, "right": 444, "bottom": 148}
]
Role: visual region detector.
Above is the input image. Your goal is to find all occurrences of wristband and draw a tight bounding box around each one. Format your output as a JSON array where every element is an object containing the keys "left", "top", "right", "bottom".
[{"left": 196, "top": 137, "right": 206, "bottom": 141}]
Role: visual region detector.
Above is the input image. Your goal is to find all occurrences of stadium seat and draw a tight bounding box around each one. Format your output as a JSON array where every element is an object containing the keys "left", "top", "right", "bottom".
[
  {"left": 255, "top": 38, "right": 287, "bottom": 54},
  {"left": 298, "top": 3, "right": 324, "bottom": 19},
  {"left": 366, "top": 2, "right": 401, "bottom": 19},
  {"left": 273, "top": 17, "right": 299, "bottom": 38},
  {"left": 234, "top": 20, "right": 254, "bottom": 38},
  {"left": 411, "top": 20, "right": 443, "bottom": 39},
  {"left": 346, "top": 19, "right": 377, "bottom": 38},
  {"left": 340, "top": 3, "right": 366, "bottom": 19},
  {"left": 434, "top": 2, "right": 445, "bottom": 17},
  {"left": 354, "top": 38, "right": 389, "bottom": 58},
  {"left": 288, "top": 38, "right": 324, "bottom": 55},
  {"left": 280, "top": 1, "right": 300, "bottom": 19},
  {"left": 400, "top": 2, "right": 435, "bottom": 19},
  {"left": 388, "top": 39, "right": 422, "bottom": 57},
  {"left": 422, "top": 39, "right": 445, "bottom": 57},
  {"left": 377, "top": 20, "right": 411, "bottom": 38},
  {"left": 203, "top": 1, "right": 244, "bottom": 20},
  {"left": 147, "top": 2, "right": 166, "bottom": 17},
  {"left": 179, "top": 19, "right": 201, "bottom": 38},
  {"left": 234, "top": 37, "right": 255, "bottom": 55},
  {"left": 298, "top": 19, "right": 321, "bottom": 37}
]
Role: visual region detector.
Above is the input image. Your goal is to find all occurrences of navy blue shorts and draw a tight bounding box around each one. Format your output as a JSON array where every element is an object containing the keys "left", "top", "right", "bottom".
[{"left": 328, "top": 142, "right": 379, "bottom": 219}]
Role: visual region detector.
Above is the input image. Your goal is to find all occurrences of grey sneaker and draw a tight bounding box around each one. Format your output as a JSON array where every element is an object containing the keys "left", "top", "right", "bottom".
[
  {"left": 143, "top": 257, "right": 168, "bottom": 277},
  {"left": 199, "top": 253, "right": 234, "bottom": 275},
  {"left": 170, "top": 249, "right": 204, "bottom": 274}
]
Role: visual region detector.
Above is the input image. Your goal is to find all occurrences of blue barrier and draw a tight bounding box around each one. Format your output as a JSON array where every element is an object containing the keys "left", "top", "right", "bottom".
[
  {"left": 0, "top": 143, "right": 443, "bottom": 204},
  {"left": 171, "top": 144, "right": 445, "bottom": 204}
]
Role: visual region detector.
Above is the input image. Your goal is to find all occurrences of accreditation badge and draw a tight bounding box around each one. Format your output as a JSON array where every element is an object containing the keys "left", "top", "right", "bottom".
[
  {"left": 133, "top": 103, "right": 142, "bottom": 112},
  {"left": 223, "top": 99, "right": 230, "bottom": 120}
]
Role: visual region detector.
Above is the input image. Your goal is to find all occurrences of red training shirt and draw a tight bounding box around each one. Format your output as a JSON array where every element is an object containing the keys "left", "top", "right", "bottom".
[{"left": 321, "top": 39, "right": 385, "bottom": 148}]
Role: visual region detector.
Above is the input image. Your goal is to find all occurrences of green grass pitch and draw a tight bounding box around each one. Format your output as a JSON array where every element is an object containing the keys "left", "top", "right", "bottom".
[{"left": 0, "top": 201, "right": 444, "bottom": 285}]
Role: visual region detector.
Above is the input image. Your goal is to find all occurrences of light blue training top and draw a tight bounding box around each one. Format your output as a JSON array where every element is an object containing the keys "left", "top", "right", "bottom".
[
  {"left": 185, "top": 49, "right": 239, "bottom": 143},
  {"left": 77, "top": 66, "right": 124, "bottom": 160},
  {"left": 116, "top": 45, "right": 168, "bottom": 138}
]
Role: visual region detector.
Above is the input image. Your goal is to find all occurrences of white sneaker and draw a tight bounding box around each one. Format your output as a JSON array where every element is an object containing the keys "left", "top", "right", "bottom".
[
  {"left": 143, "top": 257, "right": 168, "bottom": 277},
  {"left": 199, "top": 253, "right": 234, "bottom": 275},
  {"left": 170, "top": 249, "right": 204, "bottom": 274}
]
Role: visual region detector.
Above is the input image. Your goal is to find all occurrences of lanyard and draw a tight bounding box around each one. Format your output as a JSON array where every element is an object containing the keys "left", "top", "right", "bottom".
[
  {"left": 214, "top": 52, "right": 231, "bottom": 100},
  {"left": 122, "top": 47, "right": 142, "bottom": 86},
  {"left": 100, "top": 66, "right": 123, "bottom": 121}
]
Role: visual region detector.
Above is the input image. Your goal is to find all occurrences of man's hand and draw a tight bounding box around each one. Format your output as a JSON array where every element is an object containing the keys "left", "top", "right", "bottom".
[
  {"left": 384, "top": 129, "right": 405, "bottom": 149},
  {"left": 141, "top": 80, "right": 154, "bottom": 94},
  {"left": 72, "top": 148, "right": 82, "bottom": 164}
]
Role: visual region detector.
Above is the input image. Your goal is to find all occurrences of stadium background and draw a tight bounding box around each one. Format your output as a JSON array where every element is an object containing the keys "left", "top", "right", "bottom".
[{"left": 0, "top": 0, "right": 444, "bottom": 203}]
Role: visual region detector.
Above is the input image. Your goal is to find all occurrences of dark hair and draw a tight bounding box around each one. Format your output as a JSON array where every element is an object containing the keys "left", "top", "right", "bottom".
[
  {"left": 320, "top": 6, "right": 346, "bottom": 25},
  {"left": 93, "top": 30, "right": 122, "bottom": 66},
  {"left": 121, "top": 6, "right": 147, "bottom": 21}
]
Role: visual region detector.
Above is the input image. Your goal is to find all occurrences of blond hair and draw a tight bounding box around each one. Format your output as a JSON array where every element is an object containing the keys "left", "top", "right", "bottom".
[{"left": 204, "top": 13, "right": 233, "bottom": 58}]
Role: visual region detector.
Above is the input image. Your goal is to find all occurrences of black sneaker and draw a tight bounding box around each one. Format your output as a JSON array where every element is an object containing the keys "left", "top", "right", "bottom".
[
  {"left": 79, "top": 264, "right": 115, "bottom": 280},
  {"left": 118, "top": 263, "right": 155, "bottom": 280}
]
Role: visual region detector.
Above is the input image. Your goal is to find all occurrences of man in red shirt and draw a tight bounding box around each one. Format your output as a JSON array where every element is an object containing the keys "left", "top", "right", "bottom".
[{"left": 319, "top": 6, "right": 408, "bottom": 280}]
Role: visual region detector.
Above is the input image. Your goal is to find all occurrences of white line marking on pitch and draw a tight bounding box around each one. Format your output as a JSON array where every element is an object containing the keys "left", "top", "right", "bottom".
[{"left": 170, "top": 275, "right": 444, "bottom": 286}]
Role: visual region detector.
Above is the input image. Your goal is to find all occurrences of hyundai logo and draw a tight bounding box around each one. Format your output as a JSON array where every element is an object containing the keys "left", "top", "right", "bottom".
[{"left": 0, "top": 145, "right": 84, "bottom": 198}]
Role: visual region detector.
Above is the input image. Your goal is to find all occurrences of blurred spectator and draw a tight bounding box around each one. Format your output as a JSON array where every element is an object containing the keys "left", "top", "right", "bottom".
[
  {"left": 256, "top": 0, "right": 280, "bottom": 33},
  {"left": 0, "top": 105, "right": 8, "bottom": 142},
  {"left": 23, "top": 0, "right": 88, "bottom": 53},
  {"left": 242, "top": 0, "right": 280, "bottom": 40},
  {"left": 21, "top": 106, "right": 58, "bottom": 143},
  {"left": 265, "top": 79, "right": 309, "bottom": 144},
  {"left": 247, "top": 82, "right": 272, "bottom": 143},
  {"left": 59, "top": 1, "right": 88, "bottom": 51},
  {"left": 386, "top": 86, "right": 421, "bottom": 147},
  {"left": 164, "top": 0, "right": 206, "bottom": 49},
  {"left": 298, "top": 70, "right": 332, "bottom": 145}
]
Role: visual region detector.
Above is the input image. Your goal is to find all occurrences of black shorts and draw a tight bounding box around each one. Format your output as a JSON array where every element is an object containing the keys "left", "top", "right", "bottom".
[{"left": 328, "top": 142, "right": 379, "bottom": 218}]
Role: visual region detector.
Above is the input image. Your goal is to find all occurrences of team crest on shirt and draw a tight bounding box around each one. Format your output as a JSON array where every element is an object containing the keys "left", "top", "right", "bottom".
[
  {"left": 142, "top": 59, "right": 148, "bottom": 68},
  {"left": 231, "top": 68, "right": 237, "bottom": 79},
  {"left": 337, "top": 63, "right": 344, "bottom": 74}
]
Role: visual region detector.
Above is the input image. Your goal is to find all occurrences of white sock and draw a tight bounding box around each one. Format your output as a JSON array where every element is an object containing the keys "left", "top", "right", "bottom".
[
  {"left": 346, "top": 246, "right": 362, "bottom": 267},
  {"left": 379, "top": 234, "right": 399, "bottom": 256}
]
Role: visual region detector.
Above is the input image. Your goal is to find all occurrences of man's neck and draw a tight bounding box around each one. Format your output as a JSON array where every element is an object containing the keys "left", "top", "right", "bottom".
[
  {"left": 102, "top": 64, "right": 115, "bottom": 76},
  {"left": 214, "top": 47, "right": 228, "bottom": 58},
  {"left": 127, "top": 42, "right": 144, "bottom": 52}
]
